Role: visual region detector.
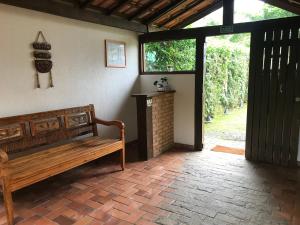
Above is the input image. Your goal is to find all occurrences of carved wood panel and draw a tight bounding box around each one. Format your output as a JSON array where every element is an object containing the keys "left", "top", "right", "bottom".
[
  {"left": 0, "top": 124, "right": 23, "bottom": 141},
  {"left": 0, "top": 105, "right": 95, "bottom": 153},
  {"left": 65, "top": 113, "right": 90, "bottom": 129},
  {"left": 30, "top": 118, "right": 60, "bottom": 136}
]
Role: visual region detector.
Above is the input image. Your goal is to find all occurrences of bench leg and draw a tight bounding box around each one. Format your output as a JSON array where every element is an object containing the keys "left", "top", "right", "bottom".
[
  {"left": 120, "top": 148, "right": 125, "bottom": 171},
  {"left": 2, "top": 177, "right": 14, "bottom": 225}
]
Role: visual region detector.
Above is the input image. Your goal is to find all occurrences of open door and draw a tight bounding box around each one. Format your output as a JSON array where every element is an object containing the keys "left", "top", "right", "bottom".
[{"left": 246, "top": 26, "right": 300, "bottom": 166}]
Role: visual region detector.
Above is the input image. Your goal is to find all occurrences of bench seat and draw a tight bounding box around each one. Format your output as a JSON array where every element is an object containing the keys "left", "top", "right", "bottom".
[
  {"left": 0, "top": 105, "right": 125, "bottom": 225},
  {"left": 7, "top": 137, "right": 122, "bottom": 192}
]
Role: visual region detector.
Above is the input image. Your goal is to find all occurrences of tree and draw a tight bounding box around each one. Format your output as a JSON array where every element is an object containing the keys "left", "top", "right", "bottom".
[
  {"left": 247, "top": 4, "right": 296, "bottom": 21},
  {"left": 144, "top": 39, "right": 196, "bottom": 72},
  {"left": 205, "top": 45, "right": 249, "bottom": 119}
]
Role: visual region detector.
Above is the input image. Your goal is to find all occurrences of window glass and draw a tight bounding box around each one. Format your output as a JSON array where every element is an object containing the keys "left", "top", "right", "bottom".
[
  {"left": 144, "top": 39, "right": 196, "bottom": 72},
  {"left": 190, "top": 0, "right": 297, "bottom": 29},
  {"left": 234, "top": 0, "right": 297, "bottom": 23}
]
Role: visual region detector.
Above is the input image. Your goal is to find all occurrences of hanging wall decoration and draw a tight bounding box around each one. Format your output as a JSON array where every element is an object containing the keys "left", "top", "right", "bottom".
[
  {"left": 105, "top": 40, "right": 126, "bottom": 68},
  {"left": 32, "top": 31, "right": 54, "bottom": 88}
]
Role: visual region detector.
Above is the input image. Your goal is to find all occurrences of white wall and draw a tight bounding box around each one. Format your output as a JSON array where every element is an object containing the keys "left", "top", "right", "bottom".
[
  {"left": 0, "top": 4, "right": 139, "bottom": 142},
  {"left": 140, "top": 75, "right": 195, "bottom": 145}
]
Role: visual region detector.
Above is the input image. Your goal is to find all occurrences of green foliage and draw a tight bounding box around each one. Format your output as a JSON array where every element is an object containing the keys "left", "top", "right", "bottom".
[
  {"left": 144, "top": 39, "right": 196, "bottom": 72},
  {"left": 143, "top": 1, "right": 295, "bottom": 122},
  {"left": 247, "top": 3, "right": 296, "bottom": 21},
  {"left": 204, "top": 45, "right": 249, "bottom": 120},
  {"left": 144, "top": 37, "right": 249, "bottom": 121},
  {"left": 229, "top": 34, "right": 250, "bottom": 47}
]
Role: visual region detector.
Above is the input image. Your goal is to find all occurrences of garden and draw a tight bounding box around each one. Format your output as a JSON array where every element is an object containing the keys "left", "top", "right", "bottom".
[{"left": 145, "top": 35, "right": 250, "bottom": 135}]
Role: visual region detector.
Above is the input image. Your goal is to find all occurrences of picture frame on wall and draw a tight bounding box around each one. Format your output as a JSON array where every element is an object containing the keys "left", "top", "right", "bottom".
[{"left": 105, "top": 40, "right": 126, "bottom": 68}]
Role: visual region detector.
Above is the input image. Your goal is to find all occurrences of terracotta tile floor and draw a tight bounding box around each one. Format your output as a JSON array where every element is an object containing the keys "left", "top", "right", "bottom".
[{"left": 0, "top": 148, "right": 300, "bottom": 225}]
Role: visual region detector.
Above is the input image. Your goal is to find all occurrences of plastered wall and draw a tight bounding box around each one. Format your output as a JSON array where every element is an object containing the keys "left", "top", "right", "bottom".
[
  {"left": 140, "top": 75, "right": 195, "bottom": 146},
  {"left": 0, "top": 4, "right": 140, "bottom": 141}
]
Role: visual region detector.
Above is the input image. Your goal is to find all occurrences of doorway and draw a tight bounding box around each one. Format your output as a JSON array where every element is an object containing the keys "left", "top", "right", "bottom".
[{"left": 203, "top": 33, "right": 251, "bottom": 156}]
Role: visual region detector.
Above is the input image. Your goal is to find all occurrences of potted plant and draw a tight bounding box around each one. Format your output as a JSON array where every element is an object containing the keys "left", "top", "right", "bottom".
[{"left": 153, "top": 77, "right": 169, "bottom": 92}]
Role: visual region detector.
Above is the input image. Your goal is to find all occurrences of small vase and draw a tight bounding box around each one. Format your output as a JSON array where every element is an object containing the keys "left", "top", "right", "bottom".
[{"left": 157, "top": 87, "right": 165, "bottom": 92}]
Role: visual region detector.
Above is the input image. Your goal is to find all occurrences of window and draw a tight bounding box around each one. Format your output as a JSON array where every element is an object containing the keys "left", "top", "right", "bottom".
[
  {"left": 234, "top": 0, "right": 297, "bottom": 23},
  {"left": 190, "top": 0, "right": 297, "bottom": 29},
  {"left": 143, "top": 39, "right": 196, "bottom": 73},
  {"left": 190, "top": 8, "right": 223, "bottom": 28}
]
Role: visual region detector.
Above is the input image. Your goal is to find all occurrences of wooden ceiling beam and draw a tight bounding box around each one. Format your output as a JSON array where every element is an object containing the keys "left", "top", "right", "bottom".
[
  {"left": 144, "top": 0, "right": 187, "bottom": 25},
  {"left": 158, "top": 0, "right": 206, "bottom": 27},
  {"left": 107, "top": 0, "right": 132, "bottom": 15},
  {"left": 261, "top": 0, "right": 300, "bottom": 15},
  {"left": 128, "top": 0, "right": 158, "bottom": 21},
  {"left": 79, "top": 0, "right": 93, "bottom": 9},
  {"left": 223, "top": 0, "right": 234, "bottom": 25},
  {"left": 140, "top": 15, "right": 300, "bottom": 42},
  {"left": 0, "top": 0, "right": 147, "bottom": 32},
  {"left": 171, "top": 0, "right": 223, "bottom": 29}
]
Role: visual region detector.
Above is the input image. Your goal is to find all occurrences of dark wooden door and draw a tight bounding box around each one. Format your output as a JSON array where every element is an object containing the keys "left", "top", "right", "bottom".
[{"left": 246, "top": 27, "right": 300, "bottom": 166}]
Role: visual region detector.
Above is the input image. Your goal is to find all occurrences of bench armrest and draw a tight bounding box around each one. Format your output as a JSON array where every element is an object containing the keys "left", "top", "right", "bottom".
[
  {"left": 0, "top": 149, "right": 8, "bottom": 177},
  {"left": 94, "top": 118, "right": 125, "bottom": 140},
  {"left": 95, "top": 118, "right": 125, "bottom": 129}
]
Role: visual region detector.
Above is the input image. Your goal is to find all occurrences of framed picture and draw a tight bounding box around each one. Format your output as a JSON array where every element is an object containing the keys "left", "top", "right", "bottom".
[{"left": 105, "top": 40, "right": 126, "bottom": 68}]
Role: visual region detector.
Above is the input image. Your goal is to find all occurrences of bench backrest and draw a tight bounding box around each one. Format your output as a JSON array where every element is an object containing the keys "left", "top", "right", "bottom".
[{"left": 0, "top": 105, "right": 97, "bottom": 154}]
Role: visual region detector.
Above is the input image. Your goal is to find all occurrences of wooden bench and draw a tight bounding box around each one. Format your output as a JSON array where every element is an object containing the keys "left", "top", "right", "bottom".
[{"left": 0, "top": 105, "right": 125, "bottom": 225}]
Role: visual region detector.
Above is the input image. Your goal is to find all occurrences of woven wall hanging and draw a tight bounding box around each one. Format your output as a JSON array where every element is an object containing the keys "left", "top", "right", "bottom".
[{"left": 32, "top": 31, "right": 54, "bottom": 88}]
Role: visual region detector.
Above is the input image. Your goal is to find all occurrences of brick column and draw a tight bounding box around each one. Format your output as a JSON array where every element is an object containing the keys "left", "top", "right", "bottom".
[
  {"left": 132, "top": 91, "right": 175, "bottom": 160},
  {"left": 152, "top": 93, "right": 174, "bottom": 157}
]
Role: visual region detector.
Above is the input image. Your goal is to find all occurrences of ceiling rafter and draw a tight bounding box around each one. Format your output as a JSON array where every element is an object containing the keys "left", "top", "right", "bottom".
[
  {"left": 171, "top": 0, "right": 223, "bottom": 29},
  {"left": 1, "top": 0, "right": 299, "bottom": 32},
  {"left": 144, "top": 0, "right": 187, "bottom": 25},
  {"left": 128, "top": 0, "right": 159, "bottom": 21},
  {"left": 79, "top": 0, "right": 93, "bottom": 8},
  {"left": 107, "top": 0, "right": 132, "bottom": 15},
  {"left": 91, "top": 0, "right": 106, "bottom": 7},
  {"left": 158, "top": 0, "right": 207, "bottom": 27},
  {"left": 0, "top": 0, "right": 147, "bottom": 32}
]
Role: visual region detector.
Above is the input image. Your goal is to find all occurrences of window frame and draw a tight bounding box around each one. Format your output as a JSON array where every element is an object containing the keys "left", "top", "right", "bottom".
[{"left": 140, "top": 39, "right": 197, "bottom": 75}]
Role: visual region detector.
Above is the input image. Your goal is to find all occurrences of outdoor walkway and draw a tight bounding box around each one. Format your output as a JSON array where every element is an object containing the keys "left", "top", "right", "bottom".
[
  {"left": 0, "top": 147, "right": 299, "bottom": 225},
  {"left": 204, "top": 105, "right": 247, "bottom": 153},
  {"left": 205, "top": 136, "right": 245, "bottom": 150}
]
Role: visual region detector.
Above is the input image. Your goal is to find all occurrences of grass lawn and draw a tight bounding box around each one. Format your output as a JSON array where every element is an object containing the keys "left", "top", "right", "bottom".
[{"left": 204, "top": 105, "right": 247, "bottom": 138}]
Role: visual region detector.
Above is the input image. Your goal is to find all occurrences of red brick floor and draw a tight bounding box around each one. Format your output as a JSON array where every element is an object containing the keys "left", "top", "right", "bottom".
[{"left": 0, "top": 148, "right": 300, "bottom": 225}]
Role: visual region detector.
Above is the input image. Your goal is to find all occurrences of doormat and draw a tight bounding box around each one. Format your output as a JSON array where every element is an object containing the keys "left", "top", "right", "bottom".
[{"left": 211, "top": 145, "right": 245, "bottom": 155}]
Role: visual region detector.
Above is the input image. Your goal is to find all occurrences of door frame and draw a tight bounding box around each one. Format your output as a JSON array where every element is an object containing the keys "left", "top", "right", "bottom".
[{"left": 139, "top": 16, "right": 300, "bottom": 153}]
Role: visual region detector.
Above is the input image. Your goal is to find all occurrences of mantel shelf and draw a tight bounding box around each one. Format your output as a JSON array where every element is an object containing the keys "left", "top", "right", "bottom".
[{"left": 132, "top": 90, "right": 176, "bottom": 98}]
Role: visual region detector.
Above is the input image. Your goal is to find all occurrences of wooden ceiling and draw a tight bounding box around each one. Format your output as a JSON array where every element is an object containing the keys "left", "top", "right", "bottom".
[
  {"left": 0, "top": 0, "right": 299, "bottom": 32},
  {"left": 0, "top": 0, "right": 222, "bottom": 32},
  {"left": 82, "top": 0, "right": 223, "bottom": 29},
  {"left": 78, "top": 0, "right": 300, "bottom": 29}
]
